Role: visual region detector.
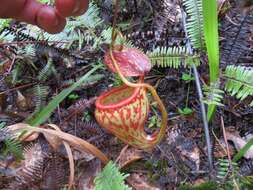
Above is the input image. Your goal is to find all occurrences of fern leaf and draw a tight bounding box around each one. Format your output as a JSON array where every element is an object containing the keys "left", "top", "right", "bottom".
[
  {"left": 224, "top": 66, "right": 253, "bottom": 106},
  {"left": 31, "top": 85, "right": 50, "bottom": 113},
  {"left": 0, "top": 122, "right": 12, "bottom": 141},
  {"left": 148, "top": 46, "right": 200, "bottom": 68},
  {"left": 64, "top": 2, "right": 102, "bottom": 32},
  {"left": 38, "top": 57, "right": 54, "bottom": 81},
  {"left": 100, "top": 27, "right": 135, "bottom": 48},
  {"left": 4, "top": 138, "right": 24, "bottom": 160},
  {"left": 95, "top": 161, "right": 132, "bottom": 190},
  {"left": 0, "top": 122, "right": 24, "bottom": 160},
  {"left": 17, "top": 44, "right": 36, "bottom": 57},
  {"left": 202, "top": 82, "right": 224, "bottom": 107},
  {"left": 217, "top": 159, "right": 239, "bottom": 187},
  {"left": 32, "top": 2, "right": 102, "bottom": 49},
  {"left": 0, "top": 21, "right": 14, "bottom": 42},
  {"left": 77, "top": 2, "right": 103, "bottom": 29},
  {"left": 183, "top": 0, "right": 205, "bottom": 50}
]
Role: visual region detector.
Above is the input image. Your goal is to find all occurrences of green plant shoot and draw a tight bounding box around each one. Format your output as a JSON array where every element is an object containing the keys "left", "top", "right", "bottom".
[{"left": 202, "top": 0, "right": 220, "bottom": 121}]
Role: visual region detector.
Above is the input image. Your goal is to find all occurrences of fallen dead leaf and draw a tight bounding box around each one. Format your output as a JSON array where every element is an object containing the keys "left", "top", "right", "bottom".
[
  {"left": 116, "top": 145, "right": 144, "bottom": 169},
  {"left": 214, "top": 139, "right": 235, "bottom": 158},
  {"left": 7, "top": 123, "right": 39, "bottom": 142},
  {"left": 217, "top": 0, "right": 231, "bottom": 17},
  {"left": 226, "top": 130, "right": 253, "bottom": 159},
  {"left": 127, "top": 173, "right": 160, "bottom": 190},
  {"left": 77, "top": 159, "right": 102, "bottom": 190}
]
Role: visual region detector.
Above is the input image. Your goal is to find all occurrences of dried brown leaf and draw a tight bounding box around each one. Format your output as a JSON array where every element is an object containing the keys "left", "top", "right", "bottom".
[
  {"left": 7, "top": 123, "right": 39, "bottom": 142},
  {"left": 77, "top": 159, "right": 102, "bottom": 190},
  {"left": 226, "top": 130, "right": 253, "bottom": 159},
  {"left": 127, "top": 173, "right": 160, "bottom": 190},
  {"left": 116, "top": 145, "right": 144, "bottom": 169}
]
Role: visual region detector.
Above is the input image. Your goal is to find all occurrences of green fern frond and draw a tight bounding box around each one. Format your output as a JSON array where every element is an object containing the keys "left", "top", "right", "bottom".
[
  {"left": 148, "top": 46, "right": 200, "bottom": 68},
  {"left": 0, "top": 122, "right": 24, "bottom": 160},
  {"left": 17, "top": 44, "right": 36, "bottom": 57},
  {"left": 32, "top": 2, "right": 102, "bottom": 49},
  {"left": 0, "top": 122, "right": 5, "bottom": 128},
  {"left": 95, "top": 161, "right": 132, "bottom": 190},
  {"left": 4, "top": 138, "right": 24, "bottom": 160},
  {"left": 31, "top": 85, "right": 50, "bottom": 113},
  {"left": 0, "top": 19, "right": 11, "bottom": 41},
  {"left": 66, "top": 2, "right": 102, "bottom": 49},
  {"left": 217, "top": 159, "right": 238, "bottom": 181},
  {"left": 224, "top": 66, "right": 253, "bottom": 106},
  {"left": 0, "top": 122, "right": 11, "bottom": 141},
  {"left": 202, "top": 82, "right": 224, "bottom": 106},
  {"left": 38, "top": 57, "right": 54, "bottom": 81},
  {"left": 100, "top": 27, "right": 113, "bottom": 44},
  {"left": 217, "top": 159, "right": 253, "bottom": 189},
  {"left": 0, "top": 19, "right": 10, "bottom": 29},
  {"left": 100, "top": 27, "right": 135, "bottom": 48},
  {"left": 11, "top": 62, "right": 23, "bottom": 85},
  {"left": 73, "top": 2, "right": 103, "bottom": 29},
  {"left": 183, "top": 0, "right": 205, "bottom": 50},
  {"left": 0, "top": 22, "right": 15, "bottom": 42},
  {"left": 216, "top": 159, "right": 240, "bottom": 189}
]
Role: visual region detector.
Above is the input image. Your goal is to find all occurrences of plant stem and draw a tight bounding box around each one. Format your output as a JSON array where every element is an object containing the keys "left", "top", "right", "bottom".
[
  {"left": 181, "top": 10, "right": 213, "bottom": 170},
  {"left": 185, "top": 69, "right": 192, "bottom": 107},
  {"left": 192, "top": 65, "right": 213, "bottom": 169}
]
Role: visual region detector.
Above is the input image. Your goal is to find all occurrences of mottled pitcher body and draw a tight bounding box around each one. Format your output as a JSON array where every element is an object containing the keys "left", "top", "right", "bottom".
[{"left": 95, "top": 85, "right": 157, "bottom": 150}]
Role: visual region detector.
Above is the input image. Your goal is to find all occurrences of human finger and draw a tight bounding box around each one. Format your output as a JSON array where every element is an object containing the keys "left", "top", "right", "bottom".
[
  {"left": 55, "top": 0, "right": 89, "bottom": 17},
  {"left": 0, "top": 0, "right": 66, "bottom": 34}
]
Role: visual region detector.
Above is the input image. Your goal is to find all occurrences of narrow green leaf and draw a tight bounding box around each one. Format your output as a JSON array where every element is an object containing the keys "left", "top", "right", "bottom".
[
  {"left": 26, "top": 65, "right": 103, "bottom": 126},
  {"left": 202, "top": 0, "right": 220, "bottom": 121},
  {"left": 202, "top": 0, "right": 220, "bottom": 83},
  {"left": 233, "top": 138, "right": 253, "bottom": 162}
]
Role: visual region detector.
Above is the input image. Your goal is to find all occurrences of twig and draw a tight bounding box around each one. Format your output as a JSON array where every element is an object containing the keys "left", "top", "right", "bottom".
[
  {"left": 0, "top": 82, "right": 36, "bottom": 95},
  {"left": 221, "top": 116, "right": 231, "bottom": 161},
  {"left": 0, "top": 40, "right": 69, "bottom": 46},
  {"left": 220, "top": 116, "right": 240, "bottom": 190},
  {"left": 212, "top": 128, "right": 227, "bottom": 156}
]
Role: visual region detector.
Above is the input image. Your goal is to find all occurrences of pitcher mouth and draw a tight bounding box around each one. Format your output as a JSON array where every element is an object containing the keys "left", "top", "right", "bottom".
[{"left": 95, "top": 85, "right": 141, "bottom": 110}]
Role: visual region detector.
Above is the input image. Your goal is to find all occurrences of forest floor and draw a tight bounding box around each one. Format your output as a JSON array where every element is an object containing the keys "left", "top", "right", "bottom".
[{"left": 0, "top": 0, "right": 253, "bottom": 189}]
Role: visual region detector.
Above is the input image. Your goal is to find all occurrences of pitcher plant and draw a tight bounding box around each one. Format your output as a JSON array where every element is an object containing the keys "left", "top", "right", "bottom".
[
  {"left": 95, "top": 0, "right": 168, "bottom": 150},
  {"left": 95, "top": 78, "right": 153, "bottom": 149}
]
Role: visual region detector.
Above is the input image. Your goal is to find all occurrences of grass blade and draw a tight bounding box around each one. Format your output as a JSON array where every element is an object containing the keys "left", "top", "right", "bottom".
[{"left": 26, "top": 65, "right": 103, "bottom": 126}]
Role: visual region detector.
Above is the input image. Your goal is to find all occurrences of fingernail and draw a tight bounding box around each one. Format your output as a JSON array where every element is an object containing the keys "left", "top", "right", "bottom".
[{"left": 72, "top": 0, "right": 81, "bottom": 14}]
